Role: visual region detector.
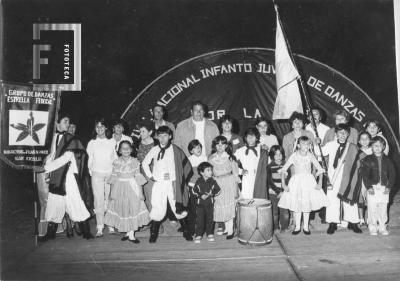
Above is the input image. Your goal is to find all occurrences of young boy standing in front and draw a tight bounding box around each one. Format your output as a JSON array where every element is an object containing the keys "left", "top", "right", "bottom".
[
  {"left": 192, "top": 162, "right": 221, "bottom": 243},
  {"left": 361, "top": 136, "right": 395, "bottom": 235},
  {"left": 187, "top": 139, "right": 208, "bottom": 237},
  {"left": 142, "top": 126, "right": 193, "bottom": 243}
]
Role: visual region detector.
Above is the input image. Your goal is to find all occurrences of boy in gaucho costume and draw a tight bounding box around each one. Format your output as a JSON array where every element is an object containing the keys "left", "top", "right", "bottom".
[
  {"left": 142, "top": 126, "right": 194, "bottom": 243},
  {"left": 39, "top": 114, "right": 94, "bottom": 241},
  {"left": 320, "top": 124, "right": 361, "bottom": 234}
]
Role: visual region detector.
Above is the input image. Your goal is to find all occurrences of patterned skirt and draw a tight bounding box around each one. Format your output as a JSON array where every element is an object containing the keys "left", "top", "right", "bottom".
[
  {"left": 104, "top": 178, "right": 150, "bottom": 232},
  {"left": 214, "top": 174, "right": 238, "bottom": 222}
]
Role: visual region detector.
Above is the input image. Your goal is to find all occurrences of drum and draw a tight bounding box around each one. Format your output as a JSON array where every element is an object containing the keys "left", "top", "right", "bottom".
[{"left": 237, "top": 198, "right": 273, "bottom": 245}]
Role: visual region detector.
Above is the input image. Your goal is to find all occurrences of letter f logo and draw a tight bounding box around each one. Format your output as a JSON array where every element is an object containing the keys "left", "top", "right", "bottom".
[
  {"left": 32, "top": 23, "right": 81, "bottom": 91},
  {"left": 33, "top": 44, "right": 51, "bottom": 80}
]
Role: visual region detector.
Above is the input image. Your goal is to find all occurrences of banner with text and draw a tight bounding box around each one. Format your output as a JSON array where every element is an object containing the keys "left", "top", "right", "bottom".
[
  {"left": 122, "top": 48, "right": 399, "bottom": 158},
  {"left": 0, "top": 82, "right": 60, "bottom": 169}
]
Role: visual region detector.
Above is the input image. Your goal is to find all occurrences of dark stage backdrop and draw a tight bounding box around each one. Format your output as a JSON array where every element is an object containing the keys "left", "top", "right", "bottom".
[
  {"left": 0, "top": 0, "right": 398, "bottom": 269},
  {"left": 1, "top": 0, "right": 398, "bottom": 144},
  {"left": 122, "top": 48, "right": 400, "bottom": 160}
]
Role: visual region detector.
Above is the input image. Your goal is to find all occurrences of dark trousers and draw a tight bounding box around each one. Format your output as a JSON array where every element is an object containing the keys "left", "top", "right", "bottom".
[
  {"left": 195, "top": 203, "right": 214, "bottom": 237},
  {"left": 165, "top": 201, "right": 178, "bottom": 222},
  {"left": 270, "top": 194, "right": 289, "bottom": 230},
  {"left": 187, "top": 195, "right": 197, "bottom": 236}
]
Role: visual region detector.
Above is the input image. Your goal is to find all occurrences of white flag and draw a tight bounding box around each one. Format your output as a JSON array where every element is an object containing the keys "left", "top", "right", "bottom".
[{"left": 272, "top": 12, "right": 303, "bottom": 120}]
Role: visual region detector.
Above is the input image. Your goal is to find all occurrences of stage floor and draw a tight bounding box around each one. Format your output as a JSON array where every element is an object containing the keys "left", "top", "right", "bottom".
[
  {"left": 2, "top": 166, "right": 400, "bottom": 281},
  {"left": 2, "top": 224, "right": 400, "bottom": 281}
]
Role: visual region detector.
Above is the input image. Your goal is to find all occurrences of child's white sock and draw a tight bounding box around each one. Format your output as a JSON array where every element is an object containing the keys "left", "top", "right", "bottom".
[
  {"left": 303, "top": 212, "right": 310, "bottom": 231},
  {"left": 294, "top": 212, "right": 301, "bottom": 231},
  {"left": 225, "top": 219, "right": 234, "bottom": 235},
  {"left": 127, "top": 230, "right": 135, "bottom": 240}
]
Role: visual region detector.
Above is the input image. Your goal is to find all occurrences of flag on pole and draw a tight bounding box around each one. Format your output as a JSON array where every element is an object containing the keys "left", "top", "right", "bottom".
[{"left": 272, "top": 10, "right": 303, "bottom": 119}]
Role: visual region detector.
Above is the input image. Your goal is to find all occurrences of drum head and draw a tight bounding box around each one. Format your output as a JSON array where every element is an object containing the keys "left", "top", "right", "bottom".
[{"left": 238, "top": 198, "right": 271, "bottom": 208}]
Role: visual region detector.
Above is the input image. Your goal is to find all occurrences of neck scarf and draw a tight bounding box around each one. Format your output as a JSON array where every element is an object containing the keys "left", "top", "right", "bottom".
[
  {"left": 55, "top": 131, "right": 65, "bottom": 148},
  {"left": 333, "top": 141, "right": 346, "bottom": 169},
  {"left": 157, "top": 142, "right": 171, "bottom": 160},
  {"left": 245, "top": 145, "right": 258, "bottom": 157}
]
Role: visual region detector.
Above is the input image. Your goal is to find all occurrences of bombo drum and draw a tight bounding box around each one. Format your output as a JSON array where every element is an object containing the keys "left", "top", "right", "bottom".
[{"left": 237, "top": 198, "right": 273, "bottom": 245}]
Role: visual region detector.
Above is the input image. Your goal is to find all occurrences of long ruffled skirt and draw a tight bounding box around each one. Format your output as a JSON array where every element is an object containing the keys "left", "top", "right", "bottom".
[
  {"left": 278, "top": 174, "right": 329, "bottom": 213},
  {"left": 104, "top": 178, "right": 150, "bottom": 232}
]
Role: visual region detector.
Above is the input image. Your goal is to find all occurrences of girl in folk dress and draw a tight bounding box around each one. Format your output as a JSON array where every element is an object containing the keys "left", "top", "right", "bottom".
[
  {"left": 209, "top": 136, "right": 240, "bottom": 239},
  {"left": 104, "top": 141, "right": 150, "bottom": 243},
  {"left": 278, "top": 136, "right": 328, "bottom": 235}
]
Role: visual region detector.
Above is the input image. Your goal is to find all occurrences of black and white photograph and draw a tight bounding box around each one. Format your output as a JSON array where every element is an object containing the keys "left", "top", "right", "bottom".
[{"left": 1, "top": 0, "right": 400, "bottom": 280}]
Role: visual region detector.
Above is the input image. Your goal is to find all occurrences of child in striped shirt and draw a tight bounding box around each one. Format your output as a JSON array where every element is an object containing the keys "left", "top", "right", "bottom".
[{"left": 267, "top": 145, "right": 290, "bottom": 232}]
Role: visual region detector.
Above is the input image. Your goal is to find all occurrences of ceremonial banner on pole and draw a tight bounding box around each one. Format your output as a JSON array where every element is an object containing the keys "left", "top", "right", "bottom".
[
  {"left": 0, "top": 82, "right": 60, "bottom": 169},
  {"left": 272, "top": 10, "right": 303, "bottom": 120}
]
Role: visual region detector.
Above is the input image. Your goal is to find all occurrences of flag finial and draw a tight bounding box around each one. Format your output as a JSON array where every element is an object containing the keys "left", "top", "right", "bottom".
[{"left": 272, "top": 0, "right": 279, "bottom": 14}]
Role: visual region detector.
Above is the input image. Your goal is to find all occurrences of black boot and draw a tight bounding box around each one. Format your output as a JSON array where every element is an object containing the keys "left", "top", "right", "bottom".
[
  {"left": 179, "top": 219, "right": 193, "bottom": 241},
  {"left": 74, "top": 222, "right": 82, "bottom": 236},
  {"left": 348, "top": 223, "right": 362, "bottom": 234},
  {"left": 65, "top": 215, "right": 74, "bottom": 238},
  {"left": 149, "top": 221, "right": 160, "bottom": 243},
  {"left": 327, "top": 223, "right": 337, "bottom": 234},
  {"left": 273, "top": 215, "right": 279, "bottom": 231},
  {"left": 39, "top": 222, "right": 58, "bottom": 242},
  {"left": 79, "top": 220, "right": 94, "bottom": 239}
]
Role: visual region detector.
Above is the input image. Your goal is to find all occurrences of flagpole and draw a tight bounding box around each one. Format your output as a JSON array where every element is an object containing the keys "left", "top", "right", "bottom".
[
  {"left": 274, "top": 1, "right": 331, "bottom": 186},
  {"left": 33, "top": 170, "right": 39, "bottom": 247}
]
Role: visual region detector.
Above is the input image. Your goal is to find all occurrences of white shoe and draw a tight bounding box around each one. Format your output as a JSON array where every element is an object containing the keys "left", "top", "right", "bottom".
[
  {"left": 108, "top": 227, "right": 116, "bottom": 234},
  {"left": 369, "top": 230, "right": 378, "bottom": 236},
  {"left": 379, "top": 228, "right": 389, "bottom": 235},
  {"left": 95, "top": 230, "right": 103, "bottom": 238},
  {"left": 216, "top": 228, "right": 224, "bottom": 235},
  {"left": 194, "top": 236, "right": 202, "bottom": 243},
  {"left": 207, "top": 234, "right": 215, "bottom": 242}
]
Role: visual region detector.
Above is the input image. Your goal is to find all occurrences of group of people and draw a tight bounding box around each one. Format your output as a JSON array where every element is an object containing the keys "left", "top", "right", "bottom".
[{"left": 35, "top": 101, "right": 396, "bottom": 246}]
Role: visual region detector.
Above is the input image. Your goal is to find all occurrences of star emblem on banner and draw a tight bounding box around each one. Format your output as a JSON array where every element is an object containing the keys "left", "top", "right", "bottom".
[{"left": 10, "top": 111, "right": 46, "bottom": 144}]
